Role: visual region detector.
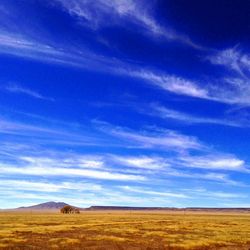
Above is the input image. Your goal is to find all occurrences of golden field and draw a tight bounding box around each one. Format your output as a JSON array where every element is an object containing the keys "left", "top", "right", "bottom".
[{"left": 1, "top": 211, "right": 250, "bottom": 249}]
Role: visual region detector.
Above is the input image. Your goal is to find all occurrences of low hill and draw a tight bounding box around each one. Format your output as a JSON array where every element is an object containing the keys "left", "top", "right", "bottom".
[{"left": 17, "top": 201, "right": 69, "bottom": 210}]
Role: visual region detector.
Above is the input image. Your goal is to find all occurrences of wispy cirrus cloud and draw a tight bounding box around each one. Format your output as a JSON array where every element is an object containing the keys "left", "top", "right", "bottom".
[
  {"left": 0, "top": 179, "right": 102, "bottom": 192},
  {"left": 0, "top": 32, "right": 64, "bottom": 62},
  {"left": 20, "top": 155, "right": 104, "bottom": 169},
  {"left": 0, "top": 163, "right": 146, "bottom": 181},
  {"left": 116, "top": 154, "right": 246, "bottom": 174},
  {"left": 121, "top": 185, "right": 247, "bottom": 200},
  {"left": 96, "top": 122, "right": 248, "bottom": 176},
  {"left": 1, "top": 3, "right": 250, "bottom": 107},
  {"left": 207, "top": 48, "right": 250, "bottom": 77},
  {"left": 130, "top": 70, "right": 209, "bottom": 99},
  {"left": 0, "top": 118, "right": 115, "bottom": 148},
  {"left": 177, "top": 154, "right": 246, "bottom": 172},
  {"left": 1, "top": 83, "right": 54, "bottom": 100},
  {"left": 119, "top": 186, "right": 188, "bottom": 198},
  {"left": 53, "top": 0, "right": 200, "bottom": 48},
  {"left": 149, "top": 104, "right": 242, "bottom": 127},
  {"left": 205, "top": 47, "right": 250, "bottom": 105},
  {"left": 112, "top": 155, "right": 170, "bottom": 170},
  {"left": 0, "top": 32, "right": 129, "bottom": 74},
  {"left": 105, "top": 125, "right": 204, "bottom": 151},
  {"left": 181, "top": 187, "right": 247, "bottom": 199},
  {"left": 0, "top": 32, "right": 249, "bottom": 106},
  {"left": 0, "top": 32, "right": 208, "bottom": 103},
  {"left": 201, "top": 191, "right": 247, "bottom": 199},
  {"left": 130, "top": 69, "right": 250, "bottom": 105},
  {"left": 2, "top": 115, "right": 247, "bottom": 175},
  {"left": 120, "top": 158, "right": 244, "bottom": 185},
  {"left": 171, "top": 171, "right": 242, "bottom": 186}
]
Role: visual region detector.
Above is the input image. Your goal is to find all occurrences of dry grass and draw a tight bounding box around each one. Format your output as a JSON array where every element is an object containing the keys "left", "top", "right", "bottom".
[{"left": 1, "top": 211, "right": 250, "bottom": 249}]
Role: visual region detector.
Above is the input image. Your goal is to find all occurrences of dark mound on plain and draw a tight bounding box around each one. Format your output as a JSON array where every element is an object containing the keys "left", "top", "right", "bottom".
[{"left": 17, "top": 201, "right": 69, "bottom": 210}]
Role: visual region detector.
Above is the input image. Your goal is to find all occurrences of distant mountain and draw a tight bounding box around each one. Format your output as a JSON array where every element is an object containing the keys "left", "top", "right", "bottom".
[{"left": 17, "top": 201, "right": 69, "bottom": 210}]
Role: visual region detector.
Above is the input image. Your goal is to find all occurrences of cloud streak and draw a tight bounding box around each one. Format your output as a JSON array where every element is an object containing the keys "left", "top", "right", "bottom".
[
  {"left": 177, "top": 154, "right": 246, "bottom": 171},
  {"left": 1, "top": 83, "right": 54, "bottom": 100},
  {"left": 150, "top": 104, "right": 243, "bottom": 127},
  {"left": 1, "top": 4, "right": 250, "bottom": 107},
  {"left": 113, "top": 156, "right": 170, "bottom": 170},
  {"left": 106, "top": 125, "right": 203, "bottom": 151},
  {"left": 0, "top": 32, "right": 249, "bottom": 106},
  {"left": 206, "top": 48, "right": 250, "bottom": 105},
  {"left": 0, "top": 179, "right": 102, "bottom": 192},
  {"left": 0, "top": 164, "right": 146, "bottom": 181},
  {"left": 129, "top": 69, "right": 250, "bottom": 105},
  {"left": 120, "top": 186, "right": 188, "bottom": 198},
  {"left": 0, "top": 118, "right": 114, "bottom": 148},
  {"left": 0, "top": 32, "right": 126, "bottom": 74},
  {"left": 53, "top": 0, "right": 200, "bottom": 48},
  {"left": 207, "top": 48, "right": 250, "bottom": 77}
]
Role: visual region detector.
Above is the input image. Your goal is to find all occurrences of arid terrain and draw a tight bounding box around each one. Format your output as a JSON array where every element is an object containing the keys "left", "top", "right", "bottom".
[{"left": 1, "top": 210, "right": 250, "bottom": 249}]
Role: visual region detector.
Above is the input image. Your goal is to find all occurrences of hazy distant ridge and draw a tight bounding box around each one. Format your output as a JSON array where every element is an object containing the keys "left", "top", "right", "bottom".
[
  {"left": 11, "top": 202, "right": 250, "bottom": 211},
  {"left": 86, "top": 206, "right": 250, "bottom": 211}
]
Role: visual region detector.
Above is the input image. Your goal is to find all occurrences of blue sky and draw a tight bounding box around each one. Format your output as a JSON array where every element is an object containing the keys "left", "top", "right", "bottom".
[{"left": 0, "top": 0, "right": 250, "bottom": 208}]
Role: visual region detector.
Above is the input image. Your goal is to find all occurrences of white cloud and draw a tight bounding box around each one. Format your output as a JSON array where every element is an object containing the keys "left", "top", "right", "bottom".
[
  {"left": 112, "top": 155, "right": 244, "bottom": 185},
  {"left": 150, "top": 104, "right": 241, "bottom": 127},
  {"left": 3, "top": 31, "right": 249, "bottom": 108},
  {"left": 0, "top": 31, "right": 127, "bottom": 74},
  {"left": 207, "top": 48, "right": 250, "bottom": 76},
  {"left": 177, "top": 172, "right": 240, "bottom": 185},
  {"left": 113, "top": 156, "right": 170, "bottom": 170},
  {"left": 0, "top": 32, "right": 67, "bottom": 64},
  {"left": 0, "top": 164, "right": 146, "bottom": 181},
  {"left": 2, "top": 83, "right": 54, "bottom": 101},
  {"left": 178, "top": 154, "right": 245, "bottom": 171},
  {"left": 20, "top": 155, "right": 104, "bottom": 169},
  {"left": 129, "top": 67, "right": 250, "bottom": 105},
  {"left": 205, "top": 48, "right": 250, "bottom": 105},
  {"left": 120, "top": 186, "right": 188, "bottom": 198},
  {"left": 1, "top": 32, "right": 249, "bottom": 106},
  {"left": 208, "top": 192, "right": 247, "bottom": 199},
  {"left": 130, "top": 70, "right": 209, "bottom": 99},
  {"left": 120, "top": 185, "right": 246, "bottom": 200},
  {"left": 0, "top": 118, "right": 110, "bottom": 147},
  {"left": 0, "top": 179, "right": 102, "bottom": 192},
  {"left": 181, "top": 188, "right": 247, "bottom": 199},
  {"left": 0, "top": 119, "right": 58, "bottom": 135},
  {"left": 0, "top": 153, "right": 146, "bottom": 182},
  {"left": 109, "top": 126, "right": 203, "bottom": 151},
  {"left": 129, "top": 69, "right": 246, "bottom": 105},
  {"left": 0, "top": 33, "right": 208, "bottom": 102},
  {"left": 1, "top": 6, "right": 250, "bottom": 106},
  {"left": 53, "top": 0, "right": 199, "bottom": 48}
]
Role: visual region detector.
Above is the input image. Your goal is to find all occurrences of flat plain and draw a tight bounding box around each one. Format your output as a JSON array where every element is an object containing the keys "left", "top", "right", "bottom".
[{"left": 1, "top": 211, "right": 250, "bottom": 250}]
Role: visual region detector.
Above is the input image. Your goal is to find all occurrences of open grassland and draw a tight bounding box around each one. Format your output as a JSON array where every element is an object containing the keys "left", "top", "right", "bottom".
[{"left": 1, "top": 211, "right": 250, "bottom": 249}]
